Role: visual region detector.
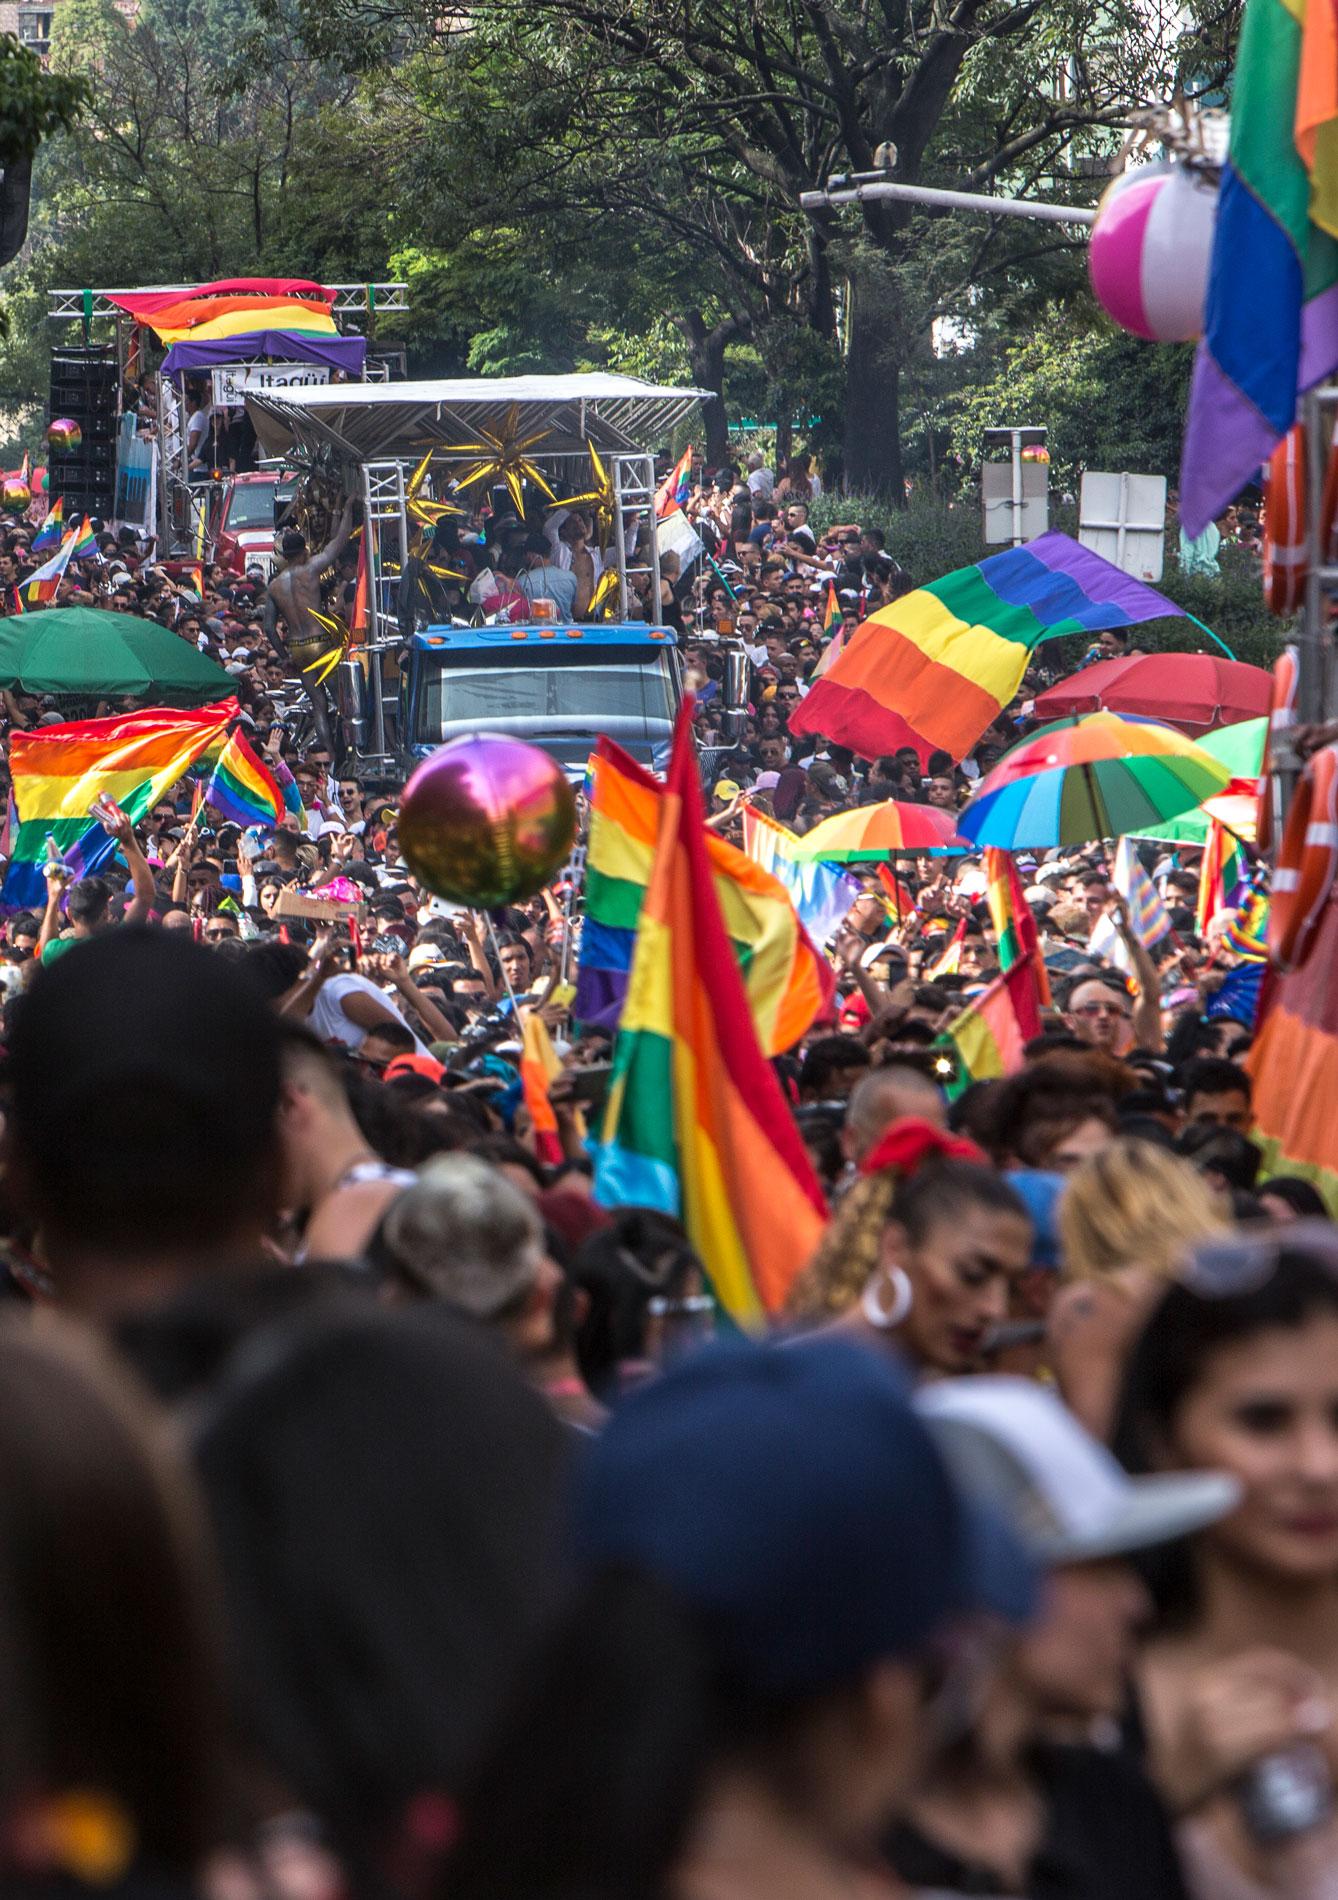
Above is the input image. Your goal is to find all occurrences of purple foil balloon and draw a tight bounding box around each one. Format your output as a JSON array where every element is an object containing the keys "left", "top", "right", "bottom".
[{"left": 398, "top": 734, "right": 578, "bottom": 908}]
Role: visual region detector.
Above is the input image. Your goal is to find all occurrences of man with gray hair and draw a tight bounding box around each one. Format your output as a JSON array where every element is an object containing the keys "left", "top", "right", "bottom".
[
  {"left": 746, "top": 448, "right": 774, "bottom": 504},
  {"left": 378, "top": 1154, "right": 603, "bottom": 1429}
]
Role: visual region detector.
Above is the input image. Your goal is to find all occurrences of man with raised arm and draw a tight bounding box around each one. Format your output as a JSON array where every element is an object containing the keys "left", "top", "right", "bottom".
[{"left": 263, "top": 496, "right": 355, "bottom": 760}]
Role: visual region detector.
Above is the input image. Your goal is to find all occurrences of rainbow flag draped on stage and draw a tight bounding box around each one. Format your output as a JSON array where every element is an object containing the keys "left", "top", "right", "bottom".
[
  {"left": 593, "top": 704, "right": 828, "bottom": 1327},
  {"left": 1180, "top": 0, "right": 1338, "bottom": 533},
  {"left": 787, "top": 533, "right": 1183, "bottom": 762},
  {"left": 575, "top": 738, "right": 832, "bottom": 1051},
  {"left": 3, "top": 699, "right": 235, "bottom": 907},
  {"left": 194, "top": 726, "right": 284, "bottom": 826}
]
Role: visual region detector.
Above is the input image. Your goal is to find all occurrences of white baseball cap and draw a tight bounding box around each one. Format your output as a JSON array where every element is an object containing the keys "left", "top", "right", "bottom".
[{"left": 916, "top": 1377, "right": 1239, "bottom": 1565}]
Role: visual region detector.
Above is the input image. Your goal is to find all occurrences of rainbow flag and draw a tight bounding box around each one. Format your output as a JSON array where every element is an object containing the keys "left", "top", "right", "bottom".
[
  {"left": 3, "top": 699, "right": 235, "bottom": 907},
  {"left": 150, "top": 300, "right": 338, "bottom": 345},
  {"left": 984, "top": 845, "right": 1052, "bottom": 1005},
  {"left": 1225, "top": 881, "right": 1270, "bottom": 960},
  {"left": 519, "top": 1008, "right": 582, "bottom": 1168},
  {"left": 575, "top": 738, "right": 832, "bottom": 1052},
  {"left": 822, "top": 581, "right": 840, "bottom": 637},
  {"left": 877, "top": 862, "right": 916, "bottom": 919},
  {"left": 936, "top": 960, "right": 1044, "bottom": 1102},
  {"left": 593, "top": 702, "right": 828, "bottom": 1326},
  {"left": 1180, "top": 0, "right": 1338, "bottom": 533},
  {"left": 67, "top": 516, "right": 97, "bottom": 561},
  {"left": 926, "top": 916, "right": 967, "bottom": 979},
  {"left": 1197, "top": 817, "right": 1245, "bottom": 934},
  {"left": 350, "top": 535, "right": 369, "bottom": 637},
  {"left": 194, "top": 726, "right": 284, "bottom": 826},
  {"left": 740, "top": 804, "right": 862, "bottom": 946},
  {"left": 1249, "top": 895, "right": 1338, "bottom": 1208},
  {"left": 654, "top": 446, "right": 692, "bottom": 519},
  {"left": 1088, "top": 837, "right": 1172, "bottom": 973},
  {"left": 29, "top": 498, "right": 64, "bottom": 554},
  {"left": 788, "top": 533, "right": 1183, "bottom": 763},
  {"left": 23, "top": 528, "right": 77, "bottom": 604}
]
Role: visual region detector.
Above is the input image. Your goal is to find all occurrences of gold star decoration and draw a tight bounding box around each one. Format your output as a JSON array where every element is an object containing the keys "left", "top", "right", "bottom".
[
  {"left": 406, "top": 448, "right": 464, "bottom": 530},
  {"left": 560, "top": 439, "right": 616, "bottom": 550},
  {"left": 440, "top": 404, "right": 557, "bottom": 517},
  {"left": 585, "top": 564, "right": 621, "bottom": 618}
]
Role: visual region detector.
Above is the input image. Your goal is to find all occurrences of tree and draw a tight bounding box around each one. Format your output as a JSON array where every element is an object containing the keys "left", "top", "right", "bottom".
[
  {"left": 273, "top": 0, "right": 1240, "bottom": 492},
  {"left": 0, "top": 33, "right": 86, "bottom": 264}
]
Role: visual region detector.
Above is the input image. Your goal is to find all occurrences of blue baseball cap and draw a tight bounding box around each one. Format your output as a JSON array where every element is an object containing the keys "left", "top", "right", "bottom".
[
  {"left": 1005, "top": 1169, "right": 1067, "bottom": 1271},
  {"left": 573, "top": 1338, "right": 1036, "bottom": 1696}
]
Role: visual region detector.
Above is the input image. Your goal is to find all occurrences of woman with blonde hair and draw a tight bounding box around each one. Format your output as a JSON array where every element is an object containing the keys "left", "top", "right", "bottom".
[
  {"left": 785, "top": 1120, "right": 1033, "bottom": 1379},
  {"left": 1052, "top": 1137, "right": 1227, "bottom": 1437}
]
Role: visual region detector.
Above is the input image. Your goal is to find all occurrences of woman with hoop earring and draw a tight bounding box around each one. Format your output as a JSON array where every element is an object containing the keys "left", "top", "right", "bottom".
[{"left": 786, "top": 1120, "right": 1034, "bottom": 1379}]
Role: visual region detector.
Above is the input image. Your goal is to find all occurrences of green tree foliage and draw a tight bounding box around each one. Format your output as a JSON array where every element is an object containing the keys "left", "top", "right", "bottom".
[
  {"left": 944, "top": 300, "right": 1194, "bottom": 494},
  {"left": 0, "top": 30, "right": 85, "bottom": 168}
]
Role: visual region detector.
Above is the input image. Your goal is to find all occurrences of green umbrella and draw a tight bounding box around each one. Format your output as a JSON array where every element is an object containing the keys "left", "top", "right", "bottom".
[
  {"left": 0, "top": 606, "right": 234, "bottom": 704},
  {"left": 1130, "top": 717, "right": 1267, "bottom": 845}
]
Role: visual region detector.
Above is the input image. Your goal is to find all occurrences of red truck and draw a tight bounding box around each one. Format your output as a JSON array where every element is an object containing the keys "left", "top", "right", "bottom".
[{"left": 210, "top": 471, "right": 285, "bottom": 576}]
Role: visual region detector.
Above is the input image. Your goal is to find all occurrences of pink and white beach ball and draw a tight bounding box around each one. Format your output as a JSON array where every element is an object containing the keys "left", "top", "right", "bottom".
[{"left": 1088, "top": 162, "right": 1218, "bottom": 343}]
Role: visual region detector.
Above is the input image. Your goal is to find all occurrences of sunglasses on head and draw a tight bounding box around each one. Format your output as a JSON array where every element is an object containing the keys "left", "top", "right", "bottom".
[{"left": 1183, "top": 1223, "right": 1338, "bottom": 1298}]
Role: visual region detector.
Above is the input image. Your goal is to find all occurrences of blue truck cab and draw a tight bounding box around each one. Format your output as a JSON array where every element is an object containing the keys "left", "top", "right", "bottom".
[{"left": 402, "top": 620, "right": 683, "bottom": 777}]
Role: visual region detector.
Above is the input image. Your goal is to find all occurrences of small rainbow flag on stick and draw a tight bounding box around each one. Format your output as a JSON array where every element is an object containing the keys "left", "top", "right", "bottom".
[
  {"left": 984, "top": 845, "right": 1051, "bottom": 1004},
  {"left": 593, "top": 701, "right": 828, "bottom": 1328},
  {"left": 29, "top": 498, "right": 64, "bottom": 554},
  {"left": 194, "top": 725, "right": 284, "bottom": 826},
  {"left": 23, "top": 529, "right": 77, "bottom": 605},
  {"left": 519, "top": 1008, "right": 583, "bottom": 1168},
  {"left": 654, "top": 446, "right": 692, "bottom": 519},
  {"left": 936, "top": 960, "right": 1044, "bottom": 1101}
]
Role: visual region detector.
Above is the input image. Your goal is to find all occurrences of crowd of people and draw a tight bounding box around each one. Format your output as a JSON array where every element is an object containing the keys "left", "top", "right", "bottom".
[{"left": 0, "top": 439, "right": 1334, "bottom": 1900}]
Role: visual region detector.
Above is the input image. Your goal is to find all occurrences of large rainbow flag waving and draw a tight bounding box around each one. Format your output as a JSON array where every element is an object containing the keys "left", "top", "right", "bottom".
[
  {"left": 3, "top": 700, "right": 236, "bottom": 907},
  {"left": 1180, "top": 0, "right": 1338, "bottom": 534},
  {"left": 593, "top": 703, "right": 828, "bottom": 1328},
  {"left": 788, "top": 533, "right": 1182, "bottom": 763}
]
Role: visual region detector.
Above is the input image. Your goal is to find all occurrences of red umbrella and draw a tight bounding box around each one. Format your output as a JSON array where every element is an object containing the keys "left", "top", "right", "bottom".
[{"left": 1032, "top": 654, "right": 1271, "bottom": 736}]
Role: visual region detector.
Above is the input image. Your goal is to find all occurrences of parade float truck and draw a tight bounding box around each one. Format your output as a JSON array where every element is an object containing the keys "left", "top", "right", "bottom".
[{"left": 243, "top": 374, "right": 747, "bottom": 782}]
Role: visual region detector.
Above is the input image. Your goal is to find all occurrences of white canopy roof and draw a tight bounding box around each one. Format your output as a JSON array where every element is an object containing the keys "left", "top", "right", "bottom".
[{"left": 246, "top": 373, "right": 711, "bottom": 465}]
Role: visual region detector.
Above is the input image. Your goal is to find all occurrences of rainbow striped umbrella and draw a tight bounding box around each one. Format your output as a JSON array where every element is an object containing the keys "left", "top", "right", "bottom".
[
  {"left": 957, "top": 712, "right": 1232, "bottom": 849},
  {"left": 790, "top": 798, "right": 969, "bottom": 861}
]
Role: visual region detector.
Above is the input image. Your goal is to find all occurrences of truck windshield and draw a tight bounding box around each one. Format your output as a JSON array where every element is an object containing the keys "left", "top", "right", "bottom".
[
  {"left": 225, "top": 483, "right": 278, "bottom": 528},
  {"left": 414, "top": 646, "right": 675, "bottom": 743}
]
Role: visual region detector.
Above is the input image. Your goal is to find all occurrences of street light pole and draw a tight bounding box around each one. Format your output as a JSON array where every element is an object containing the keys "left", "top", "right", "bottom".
[{"left": 798, "top": 175, "right": 1097, "bottom": 226}]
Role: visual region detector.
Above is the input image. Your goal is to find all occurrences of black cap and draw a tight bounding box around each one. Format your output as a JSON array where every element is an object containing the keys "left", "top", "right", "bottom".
[{"left": 7, "top": 928, "right": 282, "bottom": 1251}]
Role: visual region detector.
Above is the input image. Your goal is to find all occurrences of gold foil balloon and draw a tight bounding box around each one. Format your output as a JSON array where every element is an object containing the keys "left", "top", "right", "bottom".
[
  {"left": 2, "top": 478, "right": 30, "bottom": 512},
  {"left": 48, "top": 419, "right": 82, "bottom": 453},
  {"left": 398, "top": 734, "right": 577, "bottom": 907}
]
